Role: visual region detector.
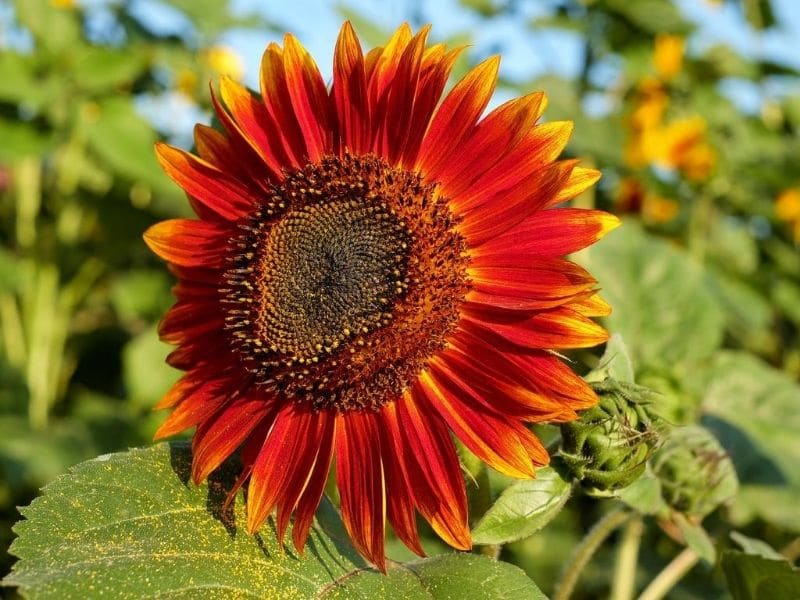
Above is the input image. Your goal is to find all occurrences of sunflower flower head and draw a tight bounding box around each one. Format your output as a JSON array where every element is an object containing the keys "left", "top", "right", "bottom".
[{"left": 144, "top": 22, "right": 619, "bottom": 571}]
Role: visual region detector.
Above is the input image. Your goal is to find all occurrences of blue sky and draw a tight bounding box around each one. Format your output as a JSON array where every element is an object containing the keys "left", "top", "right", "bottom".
[
  {"left": 3, "top": 0, "right": 798, "bottom": 139},
  {"left": 214, "top": 0, "right": 800, "bottom": 91}
]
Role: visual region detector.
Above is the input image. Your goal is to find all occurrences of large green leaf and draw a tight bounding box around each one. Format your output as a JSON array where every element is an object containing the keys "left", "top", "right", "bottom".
[
  {"left": 471, "top": 467, "right": 571, "bottom": 545},
  {"left": 83, "top": 98, "right": 181, "bottom": 206},
  {"left": 721, "top": 550, "right": 800, "bottom": 600},
  {"left": 71, "top": 47, "right": 149, "bottom": 94},
  {"left": 577, "top": 221, "right": 724, "bottom": 372},
  {"left": 13, "top": 0, "right": 80, "bottom": 53},
  {"left": 5, "top": 443, "right": 545, "bottom": 599},
  {"left": 700, "top": 352, "right": 800, "bottom": 531}
]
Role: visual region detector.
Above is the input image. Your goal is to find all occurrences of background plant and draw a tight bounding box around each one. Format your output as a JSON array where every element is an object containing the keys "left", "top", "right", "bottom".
[{"left": 1, "top": 0, "right": 799, "bottom": 597}]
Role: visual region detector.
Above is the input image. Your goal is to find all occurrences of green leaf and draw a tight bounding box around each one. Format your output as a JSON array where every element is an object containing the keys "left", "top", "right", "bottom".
[
  {"left": 0, "top": 416, "right": 95, "bottom": 490},
  {"left": 110, "top": 270, "right": 173, "bottom": 324},
  {"left": 587, "top": 333, "right": 635, "bottom": 383},
  {"left": 576, "top": 221, "right": 725, "bottom": 371},
  {"left": 405, "top": 554, "right": 547, "bottom": 600},
  {"left": 604, "top": 0, "right": 690, "bottom": 34},
  {"left": 616, "top": 468, "right": 668, "bottom": 515},
  {"left": 700, "top": 352, "right": 800, "bottom": 531},
  {"left": 71, "top": 47, "right": 148, "bottom": 93},
  {"left": 122, "top": 328, "right": 180, "bottom": 410},
  {"left": 730, "top": 532, "right": 785, "bottom": 561},
  {"left": 471, "top": 467, "right": 571, "bottom": 545},
  {"left": 5, "top": 443, "right": 545, "bottom": 599},
  {"left": 772, "top": 278, "right": 800, "bottom": 326},
  {"left": 13, "top": 0, "right": 80, "bottom": 53},
  {"left": 742, "top": 0, "right": 776, "bottom": 30},
  {"left": 721, "top": 550, "right": 800, "bottom": 600},
  {"left": 0, "top": 53, "right": 42, "bottom": 105},
  {"left": 674, "top": 513, "right": 716, "bottom": 564},
  {"left": 0, "top": 119, "right": 53, "bottom": 161},
  {"left": 83, "top": 98, "right": 180, "bottom": 206}
]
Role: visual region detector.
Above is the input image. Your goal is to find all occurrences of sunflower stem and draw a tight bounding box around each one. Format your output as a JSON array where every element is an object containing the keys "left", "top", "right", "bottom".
[
  {"left": 553, "top": 506, "right": 631, "bottom": 600},
  {"left": 471, "top": 463, "right": 501, "bottom": 559},
  {"left": 610, "top": 515, "right": 644, "bottom": 600},
  {"left": 688, "top": 191, "right": 713, "bottom": 262},
  {"left": 637, "top": 547, "right": 699, "bottom": 600}
]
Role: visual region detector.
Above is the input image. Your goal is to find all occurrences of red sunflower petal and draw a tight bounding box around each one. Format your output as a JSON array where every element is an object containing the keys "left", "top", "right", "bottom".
[
  {"left": 154, "top": 143, "right": 255, "bottom": 220},
  {"left": 390, "top": 395, "right": 471, "bottom": 551},
  {"left": 282, "top": 33, "right": 332, "bottom": 162},
  {"left": 153, "top": 375, "right": 234, "bottom": 440},
  {"left": 399, "top": 44, "right": 462, "bottom": 167},
  {"left": 332, "top": 21, "right": 370, "bottom": 154},
  {"left": 472, "top": 208, "right": 620, "bottom": 261},
  {"left": 445, "top": 119, "right": 571, "bottom": 211},
  {"left": 452, "top": 325, "right": 598, "bottom": 413},
  {"left": 218, "top": 76, "right": 290, "bottom": 180},
  {"left": 416, "top": 371, "right": 544, "bottom": 478},
  {"left": 260, "top": 43, "right": 307, "bottom": 166},
  {"left": 143, "top": 219, "right": 227, "bottom": 268},
  {"left": 191, "top": 393, "right": 277, "bottom": 484},
  {"left": 466, "top": 258, "right": 598, "bottom": 311},
  {"left": 571, "top": 292, "right": 613, "bottom": 317},
  {"left": 190, "top": 124, "right": 268, "bottom": 218},
  {"left": 274, "top": 411, "right": 335, "bottom": 550},
  {"left": 336, "top": 411, "right": 387, "bottom": 572},
  {"left": 432, "top": 349, "right": 568, "bottom": 421},
  {"left": 158, "top": 300, "right": 223, "bottom": 345},
  {"left": 377, "top": 25, "right": 430, "bottom": 162},
  {"left": 458, "top": 159, "right": 577, "bottom": 247},
  {"left": 291, "top": 416, "right": 336, "bottom": 553},
  {"left": 417, "top": 56, "right": 500, "bottom": 179},
  {"left": 547, "top": 166, "right": 603, "bottom": 207},
  {"left": 246, "top": 404, "right": 330, "bottom": 542},
  {"left": 431, "top": 91, "right": 545, "bottom": 202},
  {"left": 366, "top": 23, "right": 413, "bottom": 102},
  {"left": 377, "top": 408, "right": 424, "bottom": 557},
  {"left": 154, "top": 371, "right": 202, "bottom": 410},
  {"left": 463, "top": 304, "right": 610, "bottom": 350}
]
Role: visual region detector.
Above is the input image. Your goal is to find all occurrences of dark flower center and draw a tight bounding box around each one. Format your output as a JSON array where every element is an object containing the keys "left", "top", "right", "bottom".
[
  {"left": 258, "top": 199, "right": 411, "bottom": 359},
  {"left": 223, "top": 154, "right": 469, "bottom": 412}
]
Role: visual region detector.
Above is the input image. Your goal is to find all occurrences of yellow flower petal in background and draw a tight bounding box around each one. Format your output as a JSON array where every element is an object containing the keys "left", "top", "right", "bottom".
[
  {"left": 631, "top": 80, "right": 668, "bottom": 131},
  {"left": 202, "top": 45, "right": 245, "bottom": 80},
  {"left": 681, "top": 141, "right": 716, "bottom": 181},
  {"left": 174, "top": 68, "right": 199, "bottom": 99},
  {"left": 776, "top": 188, "right": 800, "bottom": 222},
  {"left": 654, "top": 34, "right": 685, "bottom": 81},
  {"left": 643, "top": 195, "right": 680, "bottom": 224},
  {"left": 657, "top": 116, "right": 706, "bottom": 166}
]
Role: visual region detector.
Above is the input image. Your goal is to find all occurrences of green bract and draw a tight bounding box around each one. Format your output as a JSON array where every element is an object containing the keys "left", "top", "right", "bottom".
[{"left": 558, "top": 378, "right": 662, "bottom": 494}]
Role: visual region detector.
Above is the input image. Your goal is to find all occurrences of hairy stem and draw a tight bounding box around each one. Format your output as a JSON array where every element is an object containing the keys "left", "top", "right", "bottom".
[
  {"left": 553, "top": 506, "right": 631, "bottom": 600},
  {"left": 610, "top": 516, "right": 645, "bottom": 600},
  {"left": 638, "top": 547, "right": 699, "bottom": 600}
]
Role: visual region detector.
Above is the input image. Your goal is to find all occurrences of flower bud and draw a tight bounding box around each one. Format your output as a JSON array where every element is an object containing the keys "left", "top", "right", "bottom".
[
  {"left": 557, "top": 379, "right": 661, "bottom": 494},
  {"left": 651, "top": 425, "right": 738, "bottom": 519}
]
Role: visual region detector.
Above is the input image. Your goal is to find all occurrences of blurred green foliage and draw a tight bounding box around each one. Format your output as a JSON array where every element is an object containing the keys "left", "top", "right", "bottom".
[{"left": 1, "top": 0, "right": 799, "bottom": 597}]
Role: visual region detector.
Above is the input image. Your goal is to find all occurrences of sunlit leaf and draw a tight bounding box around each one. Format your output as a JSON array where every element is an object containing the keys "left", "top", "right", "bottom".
[
  {"left": 472, "top": 467, "right": 571, "bottom": 545},
  {"left": 6, "top": 443, "right": 546, "bottom": 599},
  {"left": 576, "top": 221, "right": 725, "bottom": 371}
]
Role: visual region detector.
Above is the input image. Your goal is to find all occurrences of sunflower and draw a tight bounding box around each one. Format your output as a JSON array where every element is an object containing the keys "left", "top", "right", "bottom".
[{"left": 144, "top": 22, "right": 619, "bottom": 571}]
